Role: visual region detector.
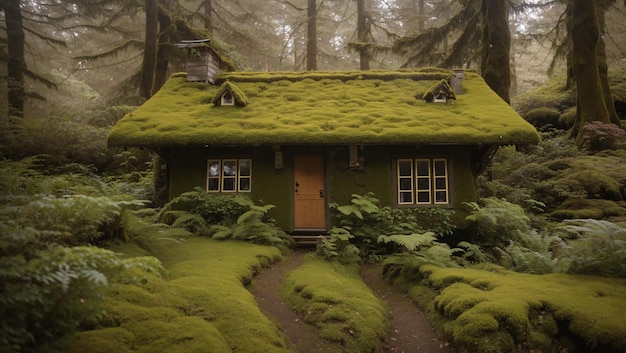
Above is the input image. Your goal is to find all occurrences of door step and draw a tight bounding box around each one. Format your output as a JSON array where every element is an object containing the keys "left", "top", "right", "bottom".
[{"left": 291, "top": 235, "right": 329, "bottom": 248}]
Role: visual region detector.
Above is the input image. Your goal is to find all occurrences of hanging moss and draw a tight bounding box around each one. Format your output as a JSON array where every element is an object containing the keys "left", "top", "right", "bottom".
[{"left": 108, "top": 69, "right": 540, "bottom": 148}]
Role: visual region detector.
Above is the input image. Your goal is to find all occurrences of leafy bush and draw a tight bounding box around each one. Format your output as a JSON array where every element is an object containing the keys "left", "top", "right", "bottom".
[
  {"left": 159, "top": 189, "right": 293, "bottom": 250},
  {"left": 322, "top": 193, "right": 457, "bottom": 267},
  {"left": 555, "top": 219, "right": 626, "bottom": 278},
  {"left": 0, "top": 221, "right": 162, "bottom": 352},
  {"left": 209, "top": 197, "right": 294, "bottom": 251},
  {"left": 464, "top": 198, "right": 533, "bottom": 248},
  {"left": 496, "top": 229, "right": 566, "bottom": 274},
  {"left": 157, "top": 187, "right": 248, "bottom": 226},
  {"left": 580, "top": 121, "right": 626, "bottom": 152}
]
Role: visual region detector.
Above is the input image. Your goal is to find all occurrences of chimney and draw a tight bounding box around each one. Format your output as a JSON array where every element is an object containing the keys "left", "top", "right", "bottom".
[
  {"left": 176, "top": 39, "right": 219, "bottom": 84},
  {"left": 450, "top": 69, "right": 464, "bottom": 95}
]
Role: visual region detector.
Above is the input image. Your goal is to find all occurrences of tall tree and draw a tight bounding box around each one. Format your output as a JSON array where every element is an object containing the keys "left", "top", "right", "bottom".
[
  {"left": 356, "top": 0, "right": 371, "bottom": 70},
  {"left": 480, "top": 0, "right": 511, "bottom": 103},
  {"left": 3, "top": 0, "right": 25, "bottom": 118},
  {"left": 141, "top": 0, "right": 158, "bottom": 99},
  {"left": 392, "top": 0, "right": 513, "bottom": 101},
  {"left": 569, "top": 0, "right": 620, "bottom": 145},
  {"left": 307, "top": 0, "right": 317, "bottom": 70}
]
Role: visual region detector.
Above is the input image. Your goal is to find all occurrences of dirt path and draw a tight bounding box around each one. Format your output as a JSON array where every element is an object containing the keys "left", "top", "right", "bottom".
[
  {"left": 251, "top": 251, "right": 451, "bottom": 353},
  {"left": 360, "top": 263, "right": 450, "bottom": 353},
  {"left": 251, "top": 250, "right": 344, "bottom": 353}
]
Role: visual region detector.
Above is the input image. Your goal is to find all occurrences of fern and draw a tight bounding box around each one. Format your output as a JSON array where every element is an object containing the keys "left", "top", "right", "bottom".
[
  {"left": 377, "top": 232, "right": 436, "bottom": 252},
  {"left": 556, "top": 219, "right": 626, "bottom": 277}
]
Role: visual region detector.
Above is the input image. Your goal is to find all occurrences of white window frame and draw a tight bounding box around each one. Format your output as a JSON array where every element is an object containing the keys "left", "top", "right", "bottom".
[
  {"left": 396, "top": 158, "right": 449, "bottom": 206},
  {"left": 206, "top": 159, "right": 252, "bottom": 193}
]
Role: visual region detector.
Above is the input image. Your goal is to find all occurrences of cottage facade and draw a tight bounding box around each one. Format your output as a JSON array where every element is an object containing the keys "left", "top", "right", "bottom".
[{"left": 109, "top": 64, "right": 539, "bottom": 232}]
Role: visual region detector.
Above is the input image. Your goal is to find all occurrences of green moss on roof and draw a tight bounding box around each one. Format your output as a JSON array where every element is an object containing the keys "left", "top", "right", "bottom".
[
  {"left": 210, "top": 81, "right": 248, "bottom": 106},
  {"left": 108, "top": 69, "right": 540, "bottom": 147}
]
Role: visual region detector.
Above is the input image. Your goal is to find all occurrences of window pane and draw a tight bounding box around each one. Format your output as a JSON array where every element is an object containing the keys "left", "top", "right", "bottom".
[
  {"left": 223, "top": 160, "right": 237, "bottom": 176},
  {"left": 398, "top": 161, "right": 412, "bottom": 176},
  {"left": 208, "top": 178, "right": 219, "bottom": 191},
  {"left": 435, "top": 191, "right": 448, "bottom": 203},
  {"left": 417, "top": 160, "right": 430, "bottom": 176},
  {"left": 417, "top": 191, "right": 430, "bottom": 203},
  {"left": 399, "top": 192, "right": 413, "bottom": 203},
  {"left": 434, "top": 160, "right": 447, "bottom": 176},
  {"left": 239, "top": 160, "right": 251, "bottom": 176},
  {"left": 417, "top": 178, "right": 430, "bottom": 190},
  {"left": 208, "top": 161, "right": 220, "bottom": 177},
  {"left": 399, "top": 178, "right": 412, "bottom": 191},
  {"left": 435, "top": 178, "right": 447, "bottom": 190},
  {"left": 239, "top": 178, "right": 251, "bottom": 191},
  {"left": 223, "top": 178, "right": 236, "bottom": 191}
]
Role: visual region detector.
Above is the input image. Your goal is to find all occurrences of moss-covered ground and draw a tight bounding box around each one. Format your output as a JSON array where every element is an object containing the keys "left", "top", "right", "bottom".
[
  {"left": 281, "top": 256, "right": 389, "bottom": 353},
  {"left": 55, "top": 238, "right": 289, "bottom": 353},
  {"left": 389, "top": 264, "right": 626, "bottom": 353}
]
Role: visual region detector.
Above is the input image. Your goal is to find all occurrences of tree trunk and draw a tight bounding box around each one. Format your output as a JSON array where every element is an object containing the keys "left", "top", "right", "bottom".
[
  {"left": 204, "top": 0, "right": 213, "bottom": 35},
  {"left": 479, "top": 0, "right": 511, "bottom": 104},
  {"left": 153, "top": 4, "right": 171, "bottom": 95},
  {"left": 5, "top": 0, "right": 25, "bottom": 118},
  {"left": 141, "top": 0, "right": 159, "bottom": 99},
  {"left": 307, "top": 0, "right": 317, "bottom": 71},
  {"left": 357, "top": 0, "right": 370, "bottom": 70},
  {"left": 417, "top": 0, "right": 425, "bottom": 32},
  {"left": 596, "top": 0, "right": 622, "bottom": 127},
  {"left": 570, "top": 0, "right": 611, "bottom": 145}
]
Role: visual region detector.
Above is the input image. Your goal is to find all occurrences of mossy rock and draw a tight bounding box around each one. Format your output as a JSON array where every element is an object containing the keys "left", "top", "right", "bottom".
[
  {"left": 524, "top": 107, "right": 563, "bottom": 130},
  {"left": 559, "top": 107, "right": 577, "bottom": 129}
]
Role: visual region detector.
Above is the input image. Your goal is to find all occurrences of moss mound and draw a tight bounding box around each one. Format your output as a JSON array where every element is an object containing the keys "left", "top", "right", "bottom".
[
  {"left": 57, "top": 238, "right": 288, "bottom": 353},
  {"left": 395, "top": 265, "right": 626, "bottom": 353},
  {"left": 282, "top": 256, "right": 388, "bottom": 353},
  {"left": 524, "top": 107, "right": 563, "bottom": 130}
]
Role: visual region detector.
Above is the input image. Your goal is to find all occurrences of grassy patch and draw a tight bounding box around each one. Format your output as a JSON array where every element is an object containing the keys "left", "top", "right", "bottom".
[
  {"left": 56, "top": 238, "right": 289, "bottom": 353},
  {"left": 281, "top": 256, "right": 388, "bottom": 353},
  {"left": 392, "top": 265, "right": 626, "bottom": 353}
]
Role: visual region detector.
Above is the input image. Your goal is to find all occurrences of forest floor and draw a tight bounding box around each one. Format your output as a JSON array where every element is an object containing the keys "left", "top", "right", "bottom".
[{"left": 251, "top": 250, "right": 451, "bottom": 353}]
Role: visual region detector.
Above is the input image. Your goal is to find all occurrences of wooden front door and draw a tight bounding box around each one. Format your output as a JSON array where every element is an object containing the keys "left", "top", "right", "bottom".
[{"left": 293, "top": 154, "right": 326, "bottom": 230}]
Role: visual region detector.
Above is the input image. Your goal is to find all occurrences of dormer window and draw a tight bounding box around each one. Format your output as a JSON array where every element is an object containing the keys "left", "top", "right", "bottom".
[
  {"left": 211, "top": 81, "right": 248, "bottom": 107},
  {"left": 221, "top": 92, "right": 234, "bottom": 105},
  {"left": 422, "top": 79, "right": 456, "bottom": 103},
  {"left": 433, "top": 92, "right": 447, "bottom": 103}
]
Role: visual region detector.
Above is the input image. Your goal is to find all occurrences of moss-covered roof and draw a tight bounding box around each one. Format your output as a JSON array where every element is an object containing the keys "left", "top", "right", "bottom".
[{"left": 108, "top": 69, "right": 540, "bottom": 147}]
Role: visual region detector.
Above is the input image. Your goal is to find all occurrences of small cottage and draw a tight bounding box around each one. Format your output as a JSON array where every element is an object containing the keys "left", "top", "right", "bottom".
[{"left": 109, "top": 46, "right": 539, "bottom": 232}]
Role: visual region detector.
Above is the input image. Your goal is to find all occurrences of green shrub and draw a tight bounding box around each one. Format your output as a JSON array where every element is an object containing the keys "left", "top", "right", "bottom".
[
  {"left": 157, "top": 187, "right": 248, "bottom": 226},
  {"left": 0, "top": 222, "right": 162, "bottom": 352},
  {"left": 579, "top": 121, "right": 626, "bottom": 152},
  {"left": 555, "top": 219, "right": 626, "bottom": 278},
  {"left": 324, "top": 193, "right": 455, "bottom": 261},
  {"left": 464, "top": 198, "right": 532, "bottom": 248}
]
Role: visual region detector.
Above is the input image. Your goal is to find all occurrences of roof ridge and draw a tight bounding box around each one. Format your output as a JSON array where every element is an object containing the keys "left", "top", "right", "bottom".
[{"left": 215, "top": 69, "right": 453, "bottom": 85}]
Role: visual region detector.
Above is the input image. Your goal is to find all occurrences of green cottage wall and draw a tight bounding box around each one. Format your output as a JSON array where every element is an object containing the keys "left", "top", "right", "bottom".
[{"left": 163, "top": 145, "right": 480, "bottom": 232}]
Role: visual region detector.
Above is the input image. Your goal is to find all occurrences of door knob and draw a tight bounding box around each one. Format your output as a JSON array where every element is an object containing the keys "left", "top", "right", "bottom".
[{"left": 319, "top": 189, "right": 324, "bottom": 198}]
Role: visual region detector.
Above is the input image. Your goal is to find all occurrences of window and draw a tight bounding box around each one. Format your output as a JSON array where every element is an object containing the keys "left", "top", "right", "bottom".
[
  {"left": 221, "top": 92, "right": 234, "bottom": 105},
  {"left": 207, "top": 159, "right": 252, "bottom": 192},
  {"left": 397, "top": 158, "right": 449, "bottom": 205}
]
